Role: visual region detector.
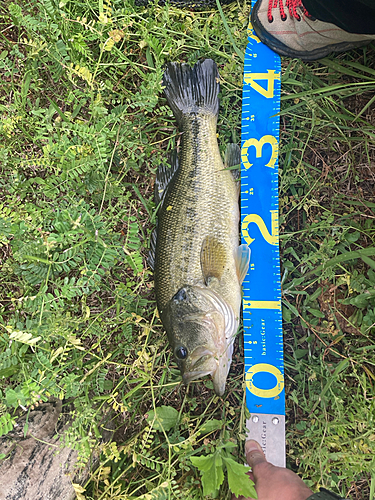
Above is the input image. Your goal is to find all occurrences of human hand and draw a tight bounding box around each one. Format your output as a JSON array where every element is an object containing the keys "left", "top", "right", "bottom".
[{"left": 232, "top": 440, "right": 313, "bottom": 500}]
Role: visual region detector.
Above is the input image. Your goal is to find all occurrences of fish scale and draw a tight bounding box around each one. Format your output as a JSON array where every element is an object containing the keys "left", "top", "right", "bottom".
[
  {"left": 155, "top": 113, "right": 240, "bottom": 314},
  {"left": 240, "top": 15, "right": 285, "bottom": 466}
]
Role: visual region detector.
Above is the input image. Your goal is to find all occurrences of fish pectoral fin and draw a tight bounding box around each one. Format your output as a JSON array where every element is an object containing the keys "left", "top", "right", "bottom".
[
  {"left": 224, "top": 143, "right": 241, "bottom": 181},
  {"left": 200, "top": 236, "right": 227, "bottom": 285},
  {"left": 236, "top": 244, "right": 251, "bottom": 284}
]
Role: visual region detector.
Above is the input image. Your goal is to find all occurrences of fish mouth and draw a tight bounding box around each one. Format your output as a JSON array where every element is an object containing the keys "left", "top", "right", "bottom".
[
  {"left": 183, "top": 348, "right": 216, "bottom": 383},
  {"left": 182, "top": 345, "right": 233, "bottom": 396}
]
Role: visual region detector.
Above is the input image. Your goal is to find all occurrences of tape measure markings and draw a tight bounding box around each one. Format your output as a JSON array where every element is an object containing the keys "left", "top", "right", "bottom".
[{"left": 241, "top": 14, "right": 285, "bottom": 461}]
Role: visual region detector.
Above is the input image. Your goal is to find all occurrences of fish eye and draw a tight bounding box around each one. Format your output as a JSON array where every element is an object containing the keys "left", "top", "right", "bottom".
[
  {"left": 175, "top": 346, "right": 188, "bottom": 360},
  {"left": 174, "top": 288, "right": 187, "bottom": 303}
]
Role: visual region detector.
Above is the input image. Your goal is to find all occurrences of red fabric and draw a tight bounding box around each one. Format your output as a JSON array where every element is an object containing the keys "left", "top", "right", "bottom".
[{"left": 267, "top": 0, "right": 311, "bottom": 22}]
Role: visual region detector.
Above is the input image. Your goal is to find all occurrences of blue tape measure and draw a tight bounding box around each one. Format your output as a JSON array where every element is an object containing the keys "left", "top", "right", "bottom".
[{"left": 240, "top": 15, "right": 285, "bottom": 466}]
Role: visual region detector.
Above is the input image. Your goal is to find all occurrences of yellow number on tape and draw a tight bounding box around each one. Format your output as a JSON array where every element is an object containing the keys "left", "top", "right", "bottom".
[
  {"left": 244, "top": 70, "right": 281, "bottom": 98},
  {"left": 247, "top": 22, "right": 261, "bottom": 43},
  {"left": 242, "top": 210, "right": 278, "bottom": 246},
  {"left": 241, "top": 135, "right": 278, "bottom": 170},
  {"left": 246, "top": 363, "right": 284, "bottom": 399}
]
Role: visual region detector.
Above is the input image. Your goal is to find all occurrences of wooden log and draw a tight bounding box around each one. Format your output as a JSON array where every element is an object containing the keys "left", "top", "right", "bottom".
[{"left": 0, "top": 398, "right": 98, "bottom": 500}]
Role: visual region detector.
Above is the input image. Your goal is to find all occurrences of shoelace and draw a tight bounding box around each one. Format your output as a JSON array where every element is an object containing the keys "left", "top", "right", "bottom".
[{"left": 267, "top": 0, "right": 311, "bottom": 22}]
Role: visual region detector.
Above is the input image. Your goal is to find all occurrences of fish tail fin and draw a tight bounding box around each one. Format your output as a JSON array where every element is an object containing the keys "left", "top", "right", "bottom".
[{"left": 162, "top": 59, "right": 219, "bottom": 125}]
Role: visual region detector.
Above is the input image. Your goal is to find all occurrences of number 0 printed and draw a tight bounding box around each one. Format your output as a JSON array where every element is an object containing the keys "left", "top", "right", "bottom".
[{"left": 246, "top": 363, "right": 284, "bottom": 398}]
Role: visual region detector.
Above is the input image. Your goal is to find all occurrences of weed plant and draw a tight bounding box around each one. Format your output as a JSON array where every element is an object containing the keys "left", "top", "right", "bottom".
[
  {"left": 280, "top": 55, "right": 375, "bottom": 499},
  {"left": 0, "top": 0, "right": 374, "bottom": 499}
]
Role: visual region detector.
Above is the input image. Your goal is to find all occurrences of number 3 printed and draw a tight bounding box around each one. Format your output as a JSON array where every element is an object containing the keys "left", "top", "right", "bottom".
[{"left": 241, "top": 135, "right": 278, "bottom": 170}]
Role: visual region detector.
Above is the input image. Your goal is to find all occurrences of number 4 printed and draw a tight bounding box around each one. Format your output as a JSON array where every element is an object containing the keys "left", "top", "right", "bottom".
[{"left": 244, "top": 70, "right": 280, "bottom": 99}]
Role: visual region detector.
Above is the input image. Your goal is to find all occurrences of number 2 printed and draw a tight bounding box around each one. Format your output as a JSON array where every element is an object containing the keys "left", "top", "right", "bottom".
[{"left": 242, "top": 210, "right": 279, "bottom": 246}]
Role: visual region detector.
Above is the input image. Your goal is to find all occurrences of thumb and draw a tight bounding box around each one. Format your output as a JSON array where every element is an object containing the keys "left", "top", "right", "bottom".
[{"left": 245, "top": 440, "right": 267, "bottom": 469}]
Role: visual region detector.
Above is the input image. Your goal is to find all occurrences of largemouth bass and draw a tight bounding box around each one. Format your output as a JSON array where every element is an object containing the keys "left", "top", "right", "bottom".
[{"left": 149, "top": 59, "right": 250, "bottom": 396}]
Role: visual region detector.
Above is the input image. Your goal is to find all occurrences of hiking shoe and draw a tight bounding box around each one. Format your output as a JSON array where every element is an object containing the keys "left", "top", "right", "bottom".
[{"left": 251, "top": 0, "right": 375, "bottom": 61}]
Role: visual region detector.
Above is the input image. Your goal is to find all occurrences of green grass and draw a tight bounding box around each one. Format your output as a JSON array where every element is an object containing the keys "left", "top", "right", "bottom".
[
  {"left": 0, "top": 0, "right": 375, "bottom": 498},
  {"left": 279, "top": 54, "right": 375, "bottom": 499}
]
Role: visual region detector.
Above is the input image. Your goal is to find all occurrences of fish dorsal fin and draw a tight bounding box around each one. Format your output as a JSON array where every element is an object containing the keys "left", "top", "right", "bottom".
[
  {"left": 147, "top": 223, "right": 158, "bottom": 271},
  {"left": 155, "top": 151, "right": 179, "bottom": 207},
  {"left": 224, "top": 143, "right": 241, "bottom": 181},
  {"left": 236, "top": 244, "right": 251, "bottom": 284},
  {"left": 200, "top": 236, "right": 227, "bottom": 285}
]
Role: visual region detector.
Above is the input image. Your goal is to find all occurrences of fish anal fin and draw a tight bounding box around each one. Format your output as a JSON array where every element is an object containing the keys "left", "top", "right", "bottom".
[
  {"left": 236, "top": 244, "right": 251, "bottom": 284},
  {"left": 148, "top": 224, "right": 158, "bottom": 271},
  {"left": 201, "top": 236, "right": 227, "bottom": 285},
  {"left": 155, "top": 151, "right": 179, "bottom": 207}
]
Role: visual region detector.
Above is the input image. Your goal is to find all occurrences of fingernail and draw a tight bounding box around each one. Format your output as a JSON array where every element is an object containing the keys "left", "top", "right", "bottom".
[{"left": 245, "top": 440, "right": 263, "bottom": 454}]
